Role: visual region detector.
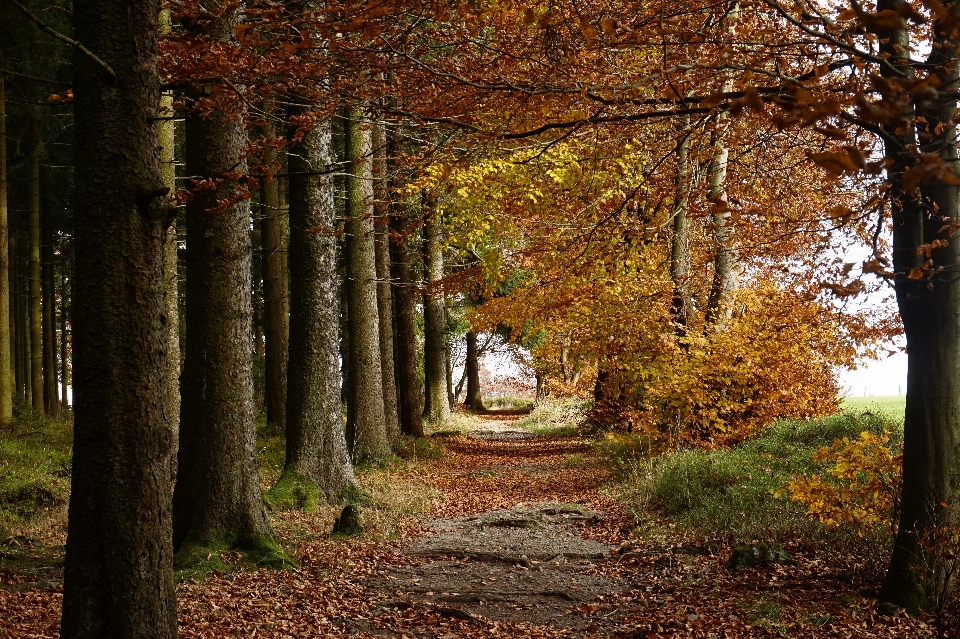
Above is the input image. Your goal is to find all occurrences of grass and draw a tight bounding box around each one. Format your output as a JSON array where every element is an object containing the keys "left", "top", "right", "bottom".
[
  {"left": 604, "top": 412, "right": 899, "bottom": 544},
  {"left": 483, "top": 396, "right": 535, "bottom": 411},
  {"left": 515, "top": 398, "right": 589, "bottom": 436},
  {"left": 0, "top": 408, "right": 72, "bottom": 540},
  {"left": 840, "top": 396, "right": 905, "bottom": 420}
]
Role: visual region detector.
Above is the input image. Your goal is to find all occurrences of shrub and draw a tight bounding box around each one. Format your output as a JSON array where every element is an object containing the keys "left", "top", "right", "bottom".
[{"left": 608, "top": 412, "right": 897, "bottom": 543}]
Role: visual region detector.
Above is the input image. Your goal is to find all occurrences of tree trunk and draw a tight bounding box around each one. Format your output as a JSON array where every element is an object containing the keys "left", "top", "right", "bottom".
[
  {"left": 158, "top": 30, "right": 180, "bottom": 474},
  {"left": 422, "top": 199, "right": 450, "bottom": 424},
  {"left": 445, "top": 333, "right": 455, "bottom": 408},
  {"left": 705, "top": 83, "right": 737, "bottom": 325},
  {"left": 878, "top": 0, "right": 960, "bottom": 612},
  {"left": 670, "top": 116, "right": 695, "bottom": 330},
  {"left": 16, "top": 235, "right": 27, "bottom": 406},
  {"left": 173, "top": 7, "right": 278, "bottom": 564},
  {"left": 372, "top": 120, "right": 399, "bottom": 445},
  {"left": 41, "top": 193, "right": 57, "bottom": 418},
  {"left": 464, "top": 330, "right": 482, "bottom": 410},
  {"left": 344, "top": 105, "right": 390, "bottom": 464},
  {"left": 28, "top": 136, "right": 42, "bottom": 411},
  {"left": 61, "top": 0, "right": 177, "bottom": 634},
  {"left": 0, "top": 69, "right": 12, "bottom": 425},
  {"left": 387, "top": 130, "right": 423, "bottom": 437},
  {"left": 270, "top": 115, "right": 355, "bottom": 507},
  {"left": 60, "top": 259, "right": 69, "bottom": 410},
  {"left": 262, "top": 112, "right": 288, "bottom": 432},
  {"left": 9, "top": 234, "right": 18, "bottom": 406}
]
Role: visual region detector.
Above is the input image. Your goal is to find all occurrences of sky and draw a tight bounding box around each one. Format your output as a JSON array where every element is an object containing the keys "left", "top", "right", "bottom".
[{"left": 838, "top": 350, "right": 907, "bottom": 397}]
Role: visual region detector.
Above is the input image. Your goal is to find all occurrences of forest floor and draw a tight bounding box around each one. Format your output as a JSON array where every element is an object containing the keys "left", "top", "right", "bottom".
[{"left": 0, "top": 408, "right": 941, "bottom": 638}]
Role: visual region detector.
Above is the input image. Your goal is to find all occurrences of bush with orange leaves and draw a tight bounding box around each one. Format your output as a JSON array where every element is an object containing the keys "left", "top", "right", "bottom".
[
  {"left": 603, "top": 285, "right": 854, "bottom": 447},
  {"left": 779, "top": 428, "right": 902, "bottom": 540}
]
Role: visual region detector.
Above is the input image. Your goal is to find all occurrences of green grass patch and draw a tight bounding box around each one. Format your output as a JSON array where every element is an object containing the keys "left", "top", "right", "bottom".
[
  {"left": 483, "top": 396, "right": 535, "bottom": 411},
  {"left": 840, "top": 396, "right": 905, "bottom": 421},
  {"left": 515, "top": 398, "right": 589, "bottom": 436},
  {"left": 607, "top": 412, "right": 898, "bottom": 543},
  {"left": 0, "top": 408, "right": 72, "bottom": 537},
  {"left": 395, "top": 436, "right": 445, "bottom": 461}
]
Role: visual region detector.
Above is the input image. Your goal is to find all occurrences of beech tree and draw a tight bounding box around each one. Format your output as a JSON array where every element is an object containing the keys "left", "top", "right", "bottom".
[{"left": 61, "top": 0, "right": 177, "bottom": 634}]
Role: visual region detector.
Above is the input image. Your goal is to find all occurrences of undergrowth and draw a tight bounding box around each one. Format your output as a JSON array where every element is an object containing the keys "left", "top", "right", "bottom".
[
  {"left": 0, "top": 407, "right": 72, "bottom": 539},
  {"left": 515, "top": 398, "right": 589, "bottom": 436},
  {"left": 603, "top": 411, "right": 899, "bottom": 545}
]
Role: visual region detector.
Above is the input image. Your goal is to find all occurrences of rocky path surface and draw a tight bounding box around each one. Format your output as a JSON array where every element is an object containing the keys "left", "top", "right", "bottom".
[{"left": 360, "top": 411, "right": 637, "bottom": 636}]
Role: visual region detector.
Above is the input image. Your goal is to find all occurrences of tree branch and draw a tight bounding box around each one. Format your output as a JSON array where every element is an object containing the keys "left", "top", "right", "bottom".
[{"left": 5, "top": 0, "right": 116, "bottom": 81}]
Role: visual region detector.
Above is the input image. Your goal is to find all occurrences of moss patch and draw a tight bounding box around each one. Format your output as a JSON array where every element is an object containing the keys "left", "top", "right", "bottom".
[
  {"left": 264, "top": 471, "right": 320, "bottom": 513},
  {"left": 174, "top": 532, "right": 296, "bottom": 581}
]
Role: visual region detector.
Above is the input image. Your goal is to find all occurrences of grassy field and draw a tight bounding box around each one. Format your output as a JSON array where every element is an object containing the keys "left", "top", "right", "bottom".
[{"left": 840, "top": 396, "right": 905, "bottom": 420}]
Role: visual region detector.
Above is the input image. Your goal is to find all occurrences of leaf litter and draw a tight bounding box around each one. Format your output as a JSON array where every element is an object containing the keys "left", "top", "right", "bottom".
[{"left": 0, "top": 414, "right": 939, "bottom": 638}]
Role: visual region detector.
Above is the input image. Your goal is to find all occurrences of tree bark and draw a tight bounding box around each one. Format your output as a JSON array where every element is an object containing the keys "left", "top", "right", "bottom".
[
  {"left": 464, "top": 330, "right": 482, "bottom": 410},
  {"left": 387, "top": 130, "right": 423, "bottom": 437},
  {"left": 173, "top": 6, "right": 278, "bottom": 564},
  {"left": 705, "top": 80, "right": 737, "bottom": 325},
  {"left": 422, "top": 199, "right": 450, "bottom": 424},
  {"left": 60, "top": 257, "right": 69, "bottom": 410},
  {"left": 0, "top": 69, "right": 12, "bottom": 425},
  {"left": 372, "top": 120, "right": 400, "bottom": 445},
  {"left": 41, "top": 191, "right": 57, "bottom": 418},
  {"left": 28, "top": 135, "right": 42, "bottom": 411},
  {"left": 61, "top": 0, "right": 177, "bottom": 635},
  {"left": 271, "top": 114, "right": 356, "bottom": 506},
  {"left": 878, "top": 0, "right": 960, "bottom": 612},
  {"left": 344, "top": 105, "right": 391, "bottom": 464},
  {"left": 9, "top": 234, "right": 18, "bottom": 405},
  {"left": 158, "top": 25, "right": 180, "bottom": 474},
  {"left": 262, "top": 112, "right": 288, "bottom": 432}
]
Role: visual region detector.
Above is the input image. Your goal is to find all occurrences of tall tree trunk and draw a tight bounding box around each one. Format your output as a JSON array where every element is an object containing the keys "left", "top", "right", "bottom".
[
  {"left": 372, "top": 120, "right": 399, "bottom": 445},
  {"left": 158, "top": 24, "right": 180, "bottom": 474},
  {"left": 421, "top": 199, "right": 449, "bottom": 424},
  {"left": 878, "top": 0, "right": 960, "bottom": 612},
  {"left": 61, "top": 0, "right": 177, "bottom": 634},
  {"left": 344, "top": 105, "right": 390, "bottom": 464},
  {"left": 173, "top": 7, "right": 278, "bottom": 564},
  {"left": 41, "top": 195, "right": 57, "bottom": 418},
  {"left": 445, "top": 333, "right": 455, "bottom": 409},
  {"left": 387, "top": 130, "right": 423, "bottom": 437},
  {"left": 9, "top": 234, "right": 18, "bottom": 405},
  {"left": 704, "top": 83, "right": 737, "bottom": 325},
  {"left": 60, "top": 260, "right": 69, "bottom": 410},
  {"left": 464, "top": 330, "right": 482, "bottom": 410},
  {"left": 262, "top": 112, "right": 288, "bottom": 431},
  {"left": 270, "top": 115, "right": 355, "bottom": 506},
  {"left": 0, "top": 68, "right": 12, "bottom": 425},
  {"left": 28, "top": 136, "right": 42, "bottom": 411},
  {"left": 670, "top": 116, "right": 695, "bottom": 330},
  {"left": 17, "top": 234, "right": 33, "bottom": 408}
]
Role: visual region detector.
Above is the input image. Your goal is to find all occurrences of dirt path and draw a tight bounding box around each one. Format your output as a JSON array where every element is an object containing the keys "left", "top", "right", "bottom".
[{"left": 355, "top": 412, "right": 638, "bottom": 636}]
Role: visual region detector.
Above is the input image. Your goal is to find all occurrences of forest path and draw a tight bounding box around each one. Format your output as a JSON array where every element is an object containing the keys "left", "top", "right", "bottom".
[{"left": 357, "top": 413, "right": 639, "bottom": 636}]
